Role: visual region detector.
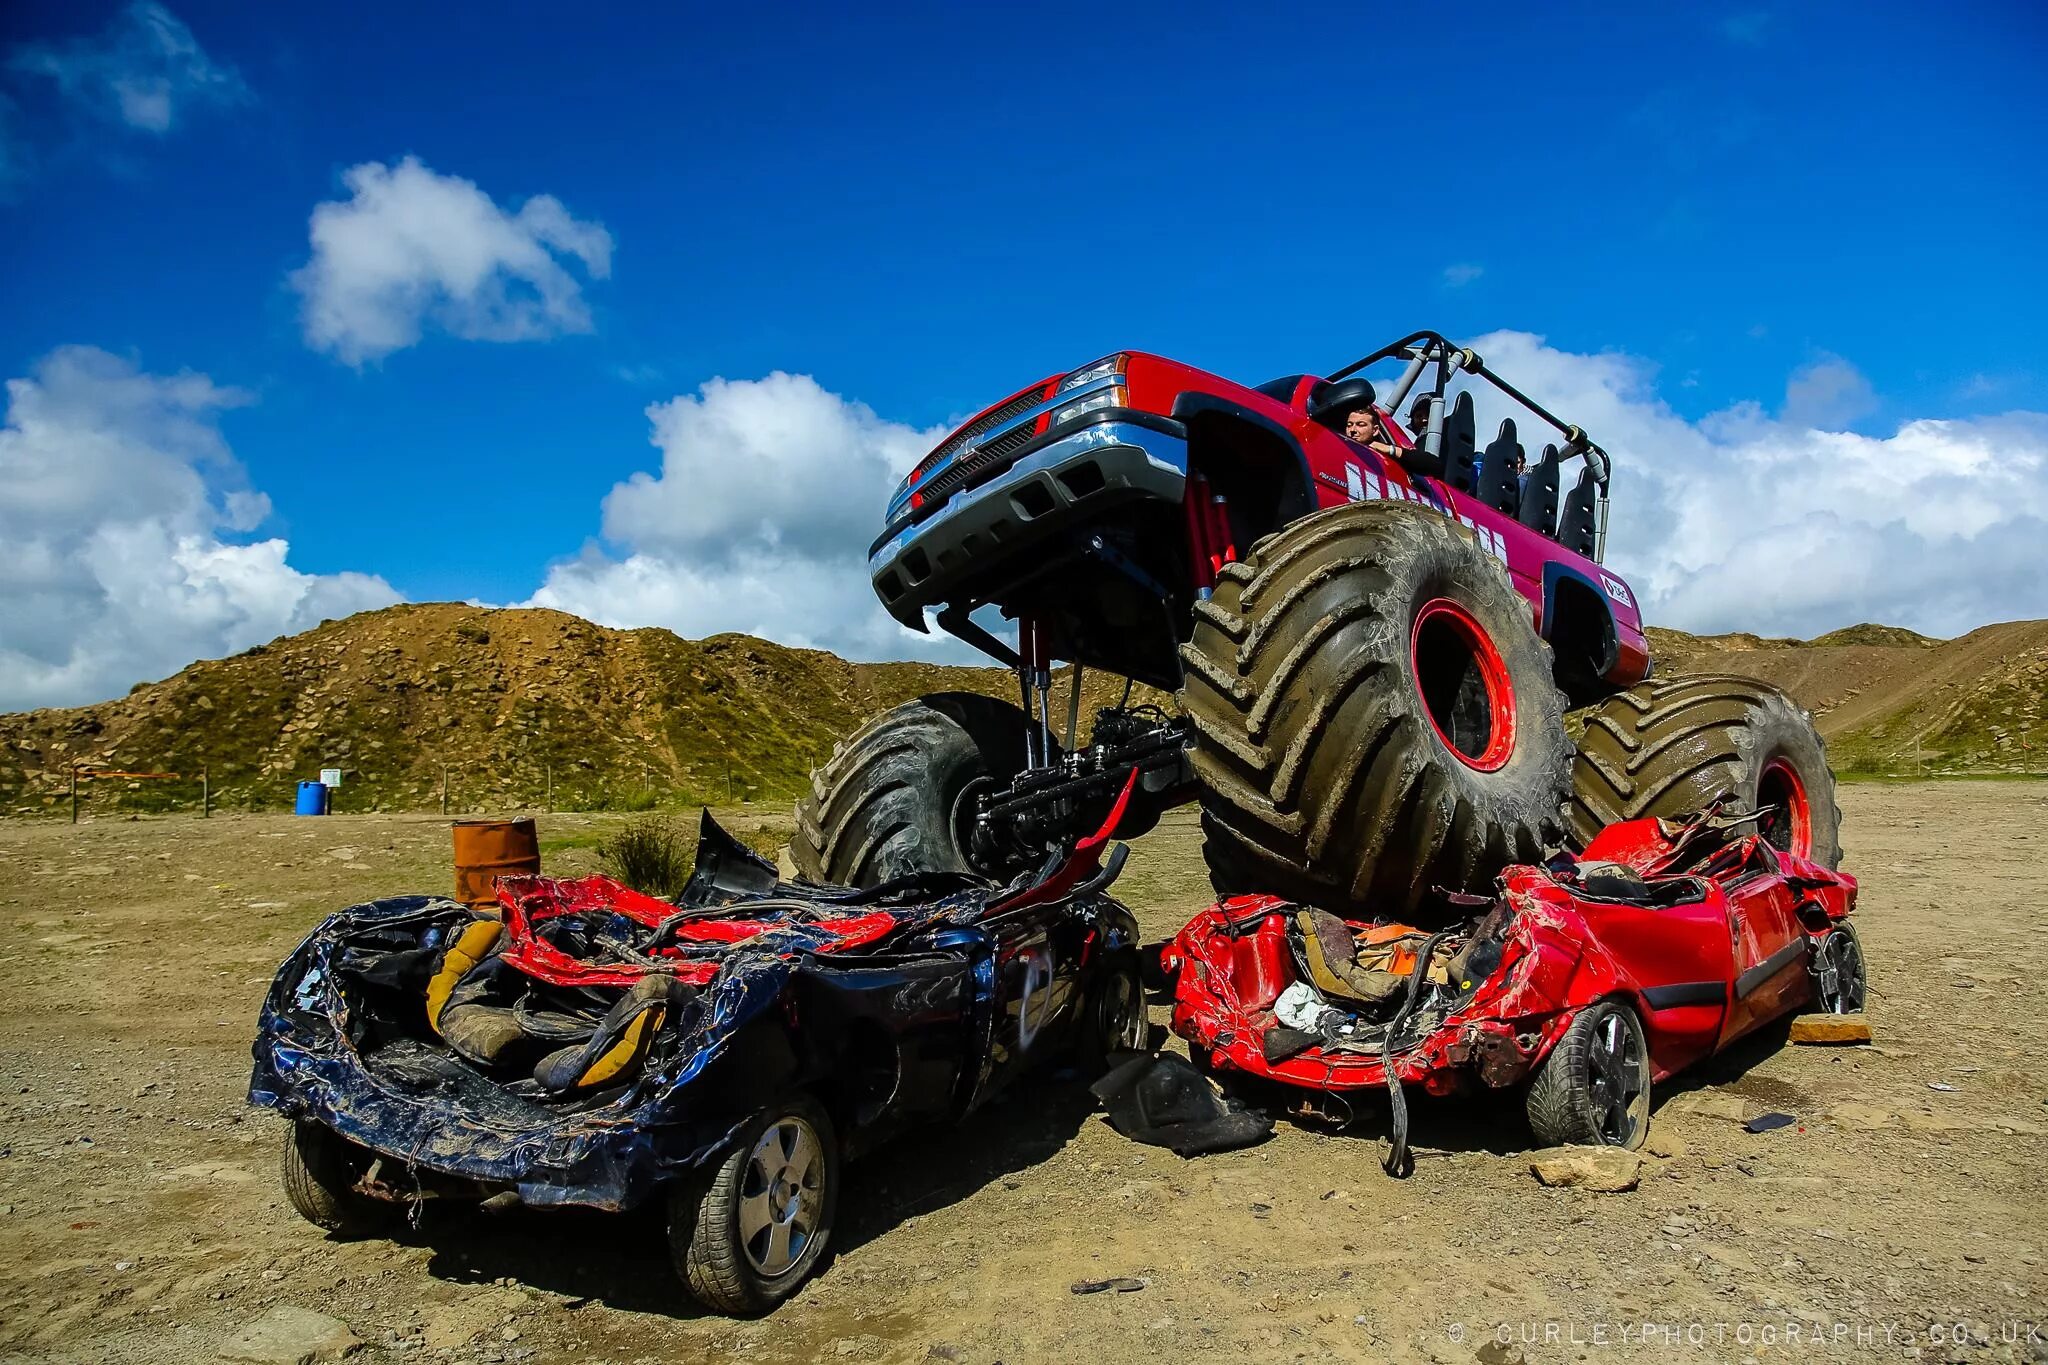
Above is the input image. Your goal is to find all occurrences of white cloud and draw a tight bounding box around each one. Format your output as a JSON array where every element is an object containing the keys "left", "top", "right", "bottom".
[
  {"left": 527, "top": 372, "right": 969, "bottom": 660},
  {"left": 1442, "top": 262, "right": 1485, "bottom": 288},
  {"left": 1781, "top": 353, "right": 1876, "bottom": 428},
  {"left": 0, "top": 346, "right": 399, "bottom": 710},
  {"left": 290, "top": 157, "right": 612, "bottom": 365},
  {"left": 1459, "top": 331, "right": 2048, "bottom": 638},
  {"left": 9, "top": 2, "right": 248, "bottom": 134}
]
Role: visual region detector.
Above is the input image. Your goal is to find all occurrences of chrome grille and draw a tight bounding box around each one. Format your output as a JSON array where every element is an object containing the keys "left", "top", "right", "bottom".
[
  {"left": 921, "top": 384, "right": 1050, "bottom": 474},
  {"left": 916, "top": 422, "right": 1046, "bottom": 509}
]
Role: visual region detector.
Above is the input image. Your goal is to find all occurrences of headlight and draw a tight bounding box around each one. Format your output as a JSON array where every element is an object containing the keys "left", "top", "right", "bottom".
[
  {"left": 1049, "top": 390, "right": 1120, "bottom": 426},
  {"left": 1059, "top": 354, "right": 1128, "bottom": 391}
]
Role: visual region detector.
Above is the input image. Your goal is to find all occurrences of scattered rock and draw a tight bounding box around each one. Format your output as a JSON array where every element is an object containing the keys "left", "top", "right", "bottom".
[
  {"left": 1662, "top": 1091, "right": 1749, "bottom": 1123},
  {"left": 1644, "top": 1129, "right": 1688, "bottom": 1159},
  {"left": 1789, "top": 1013, "right": 1872, "bottom": 1045},
  {"left": 217, "top": 1305, "right": 362, "bottom": 1364},
  {"left": 1527, "top": 1146, "right": 1643, "bottom": 1192}
]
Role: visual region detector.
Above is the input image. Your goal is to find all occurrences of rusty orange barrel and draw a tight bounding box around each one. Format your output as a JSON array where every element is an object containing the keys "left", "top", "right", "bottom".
[{"left": 452, "top": 818, "right": 540, "bottom": 911}]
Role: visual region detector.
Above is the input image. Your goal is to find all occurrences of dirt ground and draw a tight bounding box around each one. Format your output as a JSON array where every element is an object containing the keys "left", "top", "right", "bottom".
[{"left": 1, "top": 783, "right": 2044, "bottom": 1364}]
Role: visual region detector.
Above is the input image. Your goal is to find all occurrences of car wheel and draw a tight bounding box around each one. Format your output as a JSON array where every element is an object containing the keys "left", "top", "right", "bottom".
[
  {"left": 280, "top": 1121, "right": 390, "bottom": 1236},
  {"left": 1076, "top": 952, "right": 1147, "bottom": 1072},
  {"left": 670, "top": 1096, "right": 840, "bottom": 1315},
  {"left": 1811, "top": 923, "right": 1867, "bottom": 1013},
  {"left": 1525, "top": 999, "right": 1651, "bottom": 1150}
]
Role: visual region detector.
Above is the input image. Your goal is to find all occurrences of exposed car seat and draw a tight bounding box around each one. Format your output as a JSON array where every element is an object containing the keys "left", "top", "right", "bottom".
[
  {"left": 1477, "top": 418, "right": 1523, "bottom": 516},
  {"left": 532, "top": 975, "right": 695, "bottom": 1093},
  {"left": 1519, "top": 443, "right": 1561, "bottom": 535},
  {"left": 1403, "top": 395, "right": 1445, "bottom": 478},
  {"left": 1441, "top": 390, "right": 1478, "bottom": 494},
  {"left": 426, "top": 918, "right": 503, "bottom": 1032},
  {"left": 1557, "top": 464, "right": 1601, "bottom": 558}
]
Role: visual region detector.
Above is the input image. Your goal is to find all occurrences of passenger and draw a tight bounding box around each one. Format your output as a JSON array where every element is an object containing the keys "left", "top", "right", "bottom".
[{"left": 1343, "top": 406, "right": 1398, "bottom": 460}]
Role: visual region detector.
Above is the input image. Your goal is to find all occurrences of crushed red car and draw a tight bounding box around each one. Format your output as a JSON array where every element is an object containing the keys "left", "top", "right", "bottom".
[{"left": 1162, "top": 807, "right": 1863, "bottom": 1172}]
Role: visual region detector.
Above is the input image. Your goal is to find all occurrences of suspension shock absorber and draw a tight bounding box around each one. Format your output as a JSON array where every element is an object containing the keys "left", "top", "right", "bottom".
[
  {"left": 1185, "top": 472, "right": 1215, "bottom": 598},
  {"left": 1207, "top": 482, "right": 1237, "bottom": 572},
  {"left": 1017, "top": 614, "right": 1055, "bottom": 770}
]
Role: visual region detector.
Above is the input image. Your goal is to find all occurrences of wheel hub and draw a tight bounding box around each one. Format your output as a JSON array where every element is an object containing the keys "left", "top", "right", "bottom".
[
  {"left": 1410, "top": 598, "right": 1516, "bottom": 772},
  {"left": 1586, "top": 1011, "right": 1646, "bottom": 1145},
  {"left": 738, "top": 1117, "right": 824, "bottom": 1278},
  {"left": 1756, "top": 756, "right": 1812, "bottom": 859}
]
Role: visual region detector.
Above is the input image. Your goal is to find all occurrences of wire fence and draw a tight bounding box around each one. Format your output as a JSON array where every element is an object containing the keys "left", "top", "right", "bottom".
[{"left": 43, "top": 758, "right": 808, "bottom": 822}]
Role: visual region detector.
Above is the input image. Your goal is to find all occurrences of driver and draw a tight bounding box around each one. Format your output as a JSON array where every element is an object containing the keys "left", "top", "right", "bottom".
[{"left": 1344, "top": 406, "right": 1398, "bottom": 460}]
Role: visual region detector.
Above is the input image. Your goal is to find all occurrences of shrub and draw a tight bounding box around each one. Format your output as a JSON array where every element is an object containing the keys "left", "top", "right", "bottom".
[{"left": 596, "top": 814, "right": 693, "bottom": 897}]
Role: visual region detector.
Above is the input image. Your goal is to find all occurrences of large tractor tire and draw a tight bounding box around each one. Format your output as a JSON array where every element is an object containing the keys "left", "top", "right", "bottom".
[
  {"left": 1567, "top": 674, "right": 1842, "bottom": 867},
  {"left": 792, "top": 692, "right": 1035, "bottom": 886},
  {"left": 1179, "top": 502, "right": 1572, "bottom": 916}
]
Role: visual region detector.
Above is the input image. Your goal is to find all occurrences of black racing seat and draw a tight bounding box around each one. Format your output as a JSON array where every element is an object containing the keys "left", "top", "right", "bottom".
[
  {"left": 1557, "top": 463, "right": 1601, "bottom": 558},
  {"left": 1476, "top": 417, "right": 1522, "bottom": 515},
  {"left": 1441, "top": 390, "right": 1478, "bottom": 494},
  {"left": 1402, "top": 394, "right": 1445, "bottom": 478},
  {"left": 1519, "top": 443, "right": 1560, "bottom": 535}
]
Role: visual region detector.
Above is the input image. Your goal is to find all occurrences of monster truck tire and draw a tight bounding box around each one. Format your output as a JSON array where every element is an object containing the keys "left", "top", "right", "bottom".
[
  {"left": 280, "top": 1121, "right": 389, "bottom": 1236},
  {"left": 792, "top": 692, "right": 1035, "bottom": 885},
  {"left": 1567, "top": 675, "right": 1842, "bottom": 867},
  {"left": 1179, "top": 501, "right": 1571, "bottom": 916}
]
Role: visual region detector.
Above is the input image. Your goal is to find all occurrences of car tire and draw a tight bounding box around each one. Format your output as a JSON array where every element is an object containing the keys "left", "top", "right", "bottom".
[
  {"left": 280, "top": 1121, "right": 389, "bottom": 1236},
  {"left": 1568, "top": 674, "right": 1842, "bottom": 867},
  {"left": 1075, "top": 951, "right": 1147, "bottom": 1073},
  {"left": 1179, "top": 501, "right": 1571, "bottom": 915},
  {"left": 1810, "top": 922, "right": 1867, "bottom": 1013},
  {"left": 1525, "top": 998, "right": 1652, "bottom": 1150},
  {"left": 671, "top": 1096, "right": 840, "bottom": 1316},
  {"left": 792, "top": 693, "right": 1039, "bottom": 886}
]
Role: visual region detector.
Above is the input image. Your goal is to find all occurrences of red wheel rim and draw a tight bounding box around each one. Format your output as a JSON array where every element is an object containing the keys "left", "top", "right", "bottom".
[
  {"left": 1408, "top": 598, "right": 1516, "bottom": 772},
  {"left": 1756, "top": 757, "right": 1811, "bottom": 858}
]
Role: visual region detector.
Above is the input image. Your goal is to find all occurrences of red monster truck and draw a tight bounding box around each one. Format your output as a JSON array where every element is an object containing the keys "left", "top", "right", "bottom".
[{"left": 798, "top": 332, "right": 1840, "bottom": 911}]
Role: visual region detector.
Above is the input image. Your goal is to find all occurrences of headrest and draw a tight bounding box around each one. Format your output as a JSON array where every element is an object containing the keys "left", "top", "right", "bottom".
[{"left": 1306, "top": 377, "right": 1378, "bottom": 430}]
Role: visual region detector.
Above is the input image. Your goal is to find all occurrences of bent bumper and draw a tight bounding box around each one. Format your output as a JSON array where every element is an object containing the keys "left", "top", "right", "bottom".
[{"left": 870, "top": 416, "right": 1188, "bottom": 629}]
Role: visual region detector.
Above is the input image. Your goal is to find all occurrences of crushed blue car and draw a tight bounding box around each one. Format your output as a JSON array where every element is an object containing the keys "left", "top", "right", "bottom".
[{"left": 250, "top": 808, "right": 1144, "bottom": 1314}]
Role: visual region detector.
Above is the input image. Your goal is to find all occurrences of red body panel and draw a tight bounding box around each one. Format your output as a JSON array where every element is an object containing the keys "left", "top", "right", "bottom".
[
  {"left": 492, "top": 873, "right": 904, "bottom": 989},
  {"left": 1117, "top": 352, "right": 1650, "bottom": 688},
  {"left": 1164, "top": 816, "right": 1856, "bottom": 1095}
]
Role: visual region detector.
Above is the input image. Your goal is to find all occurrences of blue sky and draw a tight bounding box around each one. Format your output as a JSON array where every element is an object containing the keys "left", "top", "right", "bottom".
[{"left": 3, "top": 1, "right": 2045, "bottom": 707}]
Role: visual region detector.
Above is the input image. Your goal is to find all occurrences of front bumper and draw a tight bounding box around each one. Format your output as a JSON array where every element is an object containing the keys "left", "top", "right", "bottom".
[
  {"left": 870, "top": 415, "right": 1188, "bottom": 629},
  {"left": 251, "top": 1027, "right": 740, "bottom": 1211}
]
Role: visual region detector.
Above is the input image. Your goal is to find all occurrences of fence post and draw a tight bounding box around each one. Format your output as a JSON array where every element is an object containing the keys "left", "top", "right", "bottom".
[
  {"left": 201, "top": 768, "right": 210, "bottom": 818},
  {"left": 70, "top": 766, "right": 78, "bottom": 824},
  {"left": 545, "top": 763, "right": 553, "bottom": 811},
  {"left": 441, "top": 766, "right": 450, "bottom": 816}
]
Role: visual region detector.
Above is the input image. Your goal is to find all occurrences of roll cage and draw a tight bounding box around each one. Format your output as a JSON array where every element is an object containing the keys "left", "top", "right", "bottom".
[{"left": 1322, "top": 330, "right": 1615, "bottom": 563}]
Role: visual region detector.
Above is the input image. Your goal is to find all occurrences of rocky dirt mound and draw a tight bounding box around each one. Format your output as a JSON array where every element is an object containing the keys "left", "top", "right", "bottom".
[
  {"left": 0, "top": 604, "right": 1150, "bottom": 816},
  {"left": 1649, "top": 619, "right": 2047, "bottom": 773},
  {"left": 4, "top": 605, "right": 2039, "bottom": 816}
]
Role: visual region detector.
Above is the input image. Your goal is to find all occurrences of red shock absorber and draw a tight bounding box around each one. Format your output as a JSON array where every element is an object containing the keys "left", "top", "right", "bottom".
[
  {"left": 1208, "top": 484, "right": 1237, "bottom": 573},
  {"left": 1184, "top": 473, "right": 1215, "bottom": 595}
]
